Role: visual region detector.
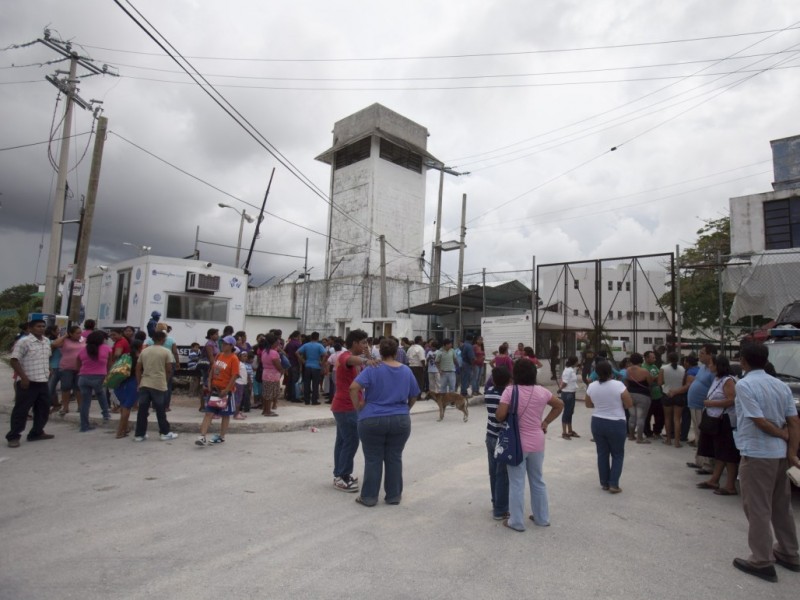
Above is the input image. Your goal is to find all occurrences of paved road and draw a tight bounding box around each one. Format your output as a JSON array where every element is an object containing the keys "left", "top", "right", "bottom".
[{"left": 2, "top": 379, "right": 798, "bottom": 599}]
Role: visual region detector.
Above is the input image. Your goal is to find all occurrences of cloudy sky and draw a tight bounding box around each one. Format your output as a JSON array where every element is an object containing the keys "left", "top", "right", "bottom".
[{"left": 2, "top": 1, "right": 799, "bottom": 300}]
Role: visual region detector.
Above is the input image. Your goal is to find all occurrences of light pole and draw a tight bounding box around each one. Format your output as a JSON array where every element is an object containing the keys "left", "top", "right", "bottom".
[
  {"left": 122, "top": 242, "right": 152, "bottom": 256},
  {"left": 219, "top": 203, "right": 255, "bottom": 267}
]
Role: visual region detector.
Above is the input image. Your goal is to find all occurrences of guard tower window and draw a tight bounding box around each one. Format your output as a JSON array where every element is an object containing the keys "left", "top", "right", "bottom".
[
  {"left": 764, "top": 198, "right": 800, "bottom": 249},
  {"left": 379, "top": 138, "right": 422, "bottom": 173},
  {"left": 334, "top": 137, "right": 371, "bottom": 170}
]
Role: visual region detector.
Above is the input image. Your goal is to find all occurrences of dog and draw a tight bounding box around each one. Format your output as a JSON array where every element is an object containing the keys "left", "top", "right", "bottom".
[{"left": 426, "top": 391, "right": 469, "bottom": 422}]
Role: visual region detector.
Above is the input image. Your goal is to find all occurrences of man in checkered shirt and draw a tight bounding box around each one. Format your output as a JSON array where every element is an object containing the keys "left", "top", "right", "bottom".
[{"left": 6, "top": 319, "right": 55, "bottom": 448}]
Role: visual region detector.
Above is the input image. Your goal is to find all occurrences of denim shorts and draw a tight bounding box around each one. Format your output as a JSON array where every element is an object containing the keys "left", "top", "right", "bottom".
[{"left": 59, "top": 369, "right": 80, "bottom": 392}]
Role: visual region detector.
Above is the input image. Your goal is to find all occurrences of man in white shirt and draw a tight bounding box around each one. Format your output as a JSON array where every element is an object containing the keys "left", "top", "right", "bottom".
[{"left": 406, "top": 336, "right": 426, "bottom": 394}]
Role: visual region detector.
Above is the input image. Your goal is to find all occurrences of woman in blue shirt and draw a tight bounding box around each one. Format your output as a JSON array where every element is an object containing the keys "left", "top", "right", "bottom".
[{"left": 350, "top": 338, "right": 420, "bottom": 507}]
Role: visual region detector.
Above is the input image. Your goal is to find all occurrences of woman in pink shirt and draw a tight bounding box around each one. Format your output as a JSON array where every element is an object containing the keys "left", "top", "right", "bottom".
[
  {"left": 76, "top": 330, "right": 112, "bottom": 432},
  {"left": 259, "top": 333, "right": 283, "bottom": 417},
  {"left": 52, "top": 325, "right": 84, "bottom": 416},
  {"left": 496, "top": 359, "right": 563, "bottom": 532}
]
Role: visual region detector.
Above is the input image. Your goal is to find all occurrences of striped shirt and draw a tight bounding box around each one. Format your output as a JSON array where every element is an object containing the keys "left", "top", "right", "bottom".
[
  {"left": 11, "top": 334, "right": 51, "bottom": 383},
  {"left": 484, "top": 384, "right": 506, "bottom": 439}
]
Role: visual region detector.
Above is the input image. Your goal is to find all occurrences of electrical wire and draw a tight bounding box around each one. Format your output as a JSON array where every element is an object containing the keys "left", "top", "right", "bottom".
[
  {"left": 78, "top": 25, "right": 800, "bottom": 63},
  {"left": 113, "top": 0, "right": 395, "bottom": 253},
  {"left": 196, "top": 240, "right": 305, "bottom": 259},
  {"left": 0, "top": 131, "right": 91, "bottom": 152},
  {"left": 83, "top": 49, "right": 797, "bottom": 82},
  {"left": 107, "top": 130, "right": 366, "bottom": 250}
]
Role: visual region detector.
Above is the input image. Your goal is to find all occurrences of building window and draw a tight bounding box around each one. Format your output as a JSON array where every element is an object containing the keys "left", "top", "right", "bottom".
[
  {"left": 584, "top": 310, "right": 590, "bottom": 317},
  {"left": 574, "top": 279, "right": 579, "bottom": 289},
  {"left": 334, "top": 137, "right": 371, "bottom": 170},
  {"left": 617, "top": 310, "right": 622, "bottom": 319},
  {"left": 573, "top": 309, "right": 578, "bottom": 317},
  {"left": 379, "top": 138, "right": 422, "bottom": 173},
  {"left": 625, "top": 282, "right": 631, "bottom": 291},
  {"left": 643, "top": 336, "right": 653, "bottom": 345},
  {"left": 626, "top": 311, "right": 632, "bottom": 320},
  {"left": 166, "top": 294, "right": 229, "bottom": 322},
  {"left": 617, "top": 281, "right": 622, "bottom": 291},
  {"left": 649, "top": 312, "right": 655, "bottom": 321},
  {"left": 114, "top": 270, "right": 131, "bottom": 321},
  {"left": 608, "top": 311, "right": 614, "bottom": 320},
  {"left": 655, "top": 337, "right": 664, "bottom": 346},
  {"left": 607, "top": 281, "right": 613, "bottom": 291},
  {"left": 764, "top": 198, "right": 800, "bottom": 249}
]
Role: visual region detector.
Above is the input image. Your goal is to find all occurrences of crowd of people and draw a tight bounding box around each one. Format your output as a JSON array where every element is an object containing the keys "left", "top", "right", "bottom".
[{"left": 5, "top": 319, "right": 799, "bottom": 582}]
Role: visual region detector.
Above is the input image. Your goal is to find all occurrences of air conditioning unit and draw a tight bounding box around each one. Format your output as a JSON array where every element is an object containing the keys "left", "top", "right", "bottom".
[{"left": 186, "top": 272, "right": 220, "bottom": 293}]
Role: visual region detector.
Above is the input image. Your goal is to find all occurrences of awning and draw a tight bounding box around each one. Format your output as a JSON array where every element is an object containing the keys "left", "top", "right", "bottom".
[{"left": 398, "top": 281, "right": 533, "bottom": 316}]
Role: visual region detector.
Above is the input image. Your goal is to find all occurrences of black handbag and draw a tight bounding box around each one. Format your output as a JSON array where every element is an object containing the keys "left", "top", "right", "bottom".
[{"left": 698, "top": 409, "right": 722, "bottom": 435}]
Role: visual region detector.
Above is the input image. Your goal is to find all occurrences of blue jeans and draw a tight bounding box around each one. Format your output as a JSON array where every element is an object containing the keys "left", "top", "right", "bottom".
[
  {"left": 47, "top": 367, "right": 61, "bottom": 404},
  {"left": 486, "top": 434, "right": 509, "bottom": 518},
  {"left": 333, "top": 411, "right": 360, "bottom": 478},
  {"left": 460, "top": 364, "right": 473, "bottom": 395},
  {"left": 472, "top": 365, "right": 484, "bottom": 394},
  {"left": 506, "top": 451, "right": 549, "bottom": 531},
  {"left": 358, "top": 414, "right": 411, "bottom": 505},
  {"left": 561, "top": 392, "right": 576, "bottom": 425},
  {"left": 440, "top": 371, "right": 456, "bottom": 394},
  {"left": 78, "top": 374, "right": 110, "bottom": 431},
  {"left": 134, "top": 387, "right": 171, "bottom": 437},
  {"left": 591, "top": 417, "right": 627, "bottom": 488}
]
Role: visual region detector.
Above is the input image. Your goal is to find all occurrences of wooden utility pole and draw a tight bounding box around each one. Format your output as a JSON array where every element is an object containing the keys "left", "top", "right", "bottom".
[
  {"left": 456, "top": 194, "right": 467, "bottom": 339},
  {"left": 42, "top": 56, "right": 78, "bottom": 314},
  {"left": 379, "top": 234, "right": 387, "bottom": 318},
  {"left": 69, "top": 116, "right": 107, "bottom": 324},
  {"left": 430, "top": 170, "right": 445, "bottom": 302}
]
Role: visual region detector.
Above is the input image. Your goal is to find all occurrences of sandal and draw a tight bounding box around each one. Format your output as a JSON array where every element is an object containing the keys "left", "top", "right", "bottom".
[
  {"left": 233, "top": 413, "right": 247, "bottom": 420},
  {"left": 696, "top": 481, "right": 719, "bottom": 490},
  {"left": 561, "top": 433, "right": 572, "bottom": 440},
  {"left": 636, "top": 439, "right": 651, "bottom": 444},
  {"left": 569, "top": 431, "right": 580, "bottom": 438},
  {"left": 713, "top": 488, "right": 738, "bottom": 496},
  {"left": 262, "top": 412, "right": 279, "bottom": 417}
]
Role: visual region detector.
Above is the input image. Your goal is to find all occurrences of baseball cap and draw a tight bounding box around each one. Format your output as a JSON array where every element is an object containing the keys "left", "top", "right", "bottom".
[
  {"left": 151, "top": 311, "right": 161, "bottom": 318},
  {"left": 221, "top": 335, "right": 237, "bottom": 345}
]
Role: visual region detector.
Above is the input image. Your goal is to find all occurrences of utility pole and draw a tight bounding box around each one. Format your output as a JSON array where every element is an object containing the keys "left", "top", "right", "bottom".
[
  {"left": 42, "top": 56, "right": 78, "bottom": 314},
  {"left": 39, "top": 31, "right": 116, "bottom": 314},
  {"left": 300, "top": 238, "right": 309, "bottom": 332},
  {"left": 428, "top": 165, "right": 468, "bottom": 302},
  {"left": 456, "top": 194, "right": 467, "bottom": 339},
  {"left": 379, "top": 234, "right": 387, "bottom": 318},
  {"left": 69, "top": 116, "right": 107, "bottom": 325}
]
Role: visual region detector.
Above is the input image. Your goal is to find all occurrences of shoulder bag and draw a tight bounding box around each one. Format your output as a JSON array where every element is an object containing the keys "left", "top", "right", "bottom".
[{"left": 495, "top": 385, "right": 524, "bottom": 466}]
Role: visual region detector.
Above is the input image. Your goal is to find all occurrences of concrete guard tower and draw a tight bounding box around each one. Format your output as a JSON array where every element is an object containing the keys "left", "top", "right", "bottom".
[{"left": 315, "top": 103, "right": 442, "bottom": 282}]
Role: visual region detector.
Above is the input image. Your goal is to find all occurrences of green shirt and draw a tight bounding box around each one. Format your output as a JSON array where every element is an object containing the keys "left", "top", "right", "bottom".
[
  {"left": 436, "top": 348, "right": 456, "bottom": 372},
  {"left": 645, "top": 363, "right": 662, "bottom": 399},
  {"left": 139, "top": 345, "right": 174, "bottom": 391}
]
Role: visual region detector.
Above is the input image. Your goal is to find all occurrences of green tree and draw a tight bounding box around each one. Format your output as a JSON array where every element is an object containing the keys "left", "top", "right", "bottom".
[{"left": 0, "top": 283, "right": 39, "bottom": 310}]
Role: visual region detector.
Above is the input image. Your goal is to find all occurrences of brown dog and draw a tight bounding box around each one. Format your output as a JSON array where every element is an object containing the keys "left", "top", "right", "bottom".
[{"left": 427, "top": 391, "right": 469, "bottom": 422}]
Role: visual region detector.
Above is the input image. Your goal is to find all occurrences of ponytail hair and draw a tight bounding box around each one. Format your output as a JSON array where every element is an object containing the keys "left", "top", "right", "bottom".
[{"left": 86, "top": 330, "right": 106, "bottom": 360}]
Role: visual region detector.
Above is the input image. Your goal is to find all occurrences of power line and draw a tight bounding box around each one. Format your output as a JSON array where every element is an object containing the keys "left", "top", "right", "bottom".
[
  {"left": 112, "top": 0, "right": 392, "bottom": 252},
  {"left": 78, "top": 25, "right": 800, "bottom": 62},
  {"left": 0, "top": 131, "right": 91, "bottom": 152},
  {"left": 107, "top": 130, "right": 366, "bottom": 250},
  {"left": 196, "top": 239, "right": 304, "bottom": 260},
  {"left": 79, "top": 49, "right": 798, "bottom": 82}
]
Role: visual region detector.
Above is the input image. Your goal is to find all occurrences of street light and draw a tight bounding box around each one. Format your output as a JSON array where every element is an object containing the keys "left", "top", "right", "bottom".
[
  {"left": 122, "top": 242, "right": 151, "bottom": 256},
  {"left": 218, "top": 203, "right": 255, "bottom": 268}
]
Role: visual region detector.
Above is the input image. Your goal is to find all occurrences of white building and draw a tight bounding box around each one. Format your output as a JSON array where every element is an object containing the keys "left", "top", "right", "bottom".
[
  {"left": 725, "top": 133, "right": 800, "bottom": 321},
  {"left": 247, "top": 104, "right": 440, "bottom": 339}
]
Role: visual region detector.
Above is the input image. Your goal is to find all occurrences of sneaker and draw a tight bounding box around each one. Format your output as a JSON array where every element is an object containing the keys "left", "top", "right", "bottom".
[
  {"left": 160, "top": 432, "right": 179, "bottom": 441},
  {"left": 334, "top": 477, "right": 359, "bottom": 492},
  {"left": 7, "top": 439, "right": 20, "bottom": 448},
  {"left": 345, "top": 474, "right": 359, "bottom": 484},
  {"left": 210, "top": 434, "right": 225, "bottom": 444},
  {"left": 133, "top": 436, "right": 147, "bottom": 442},
  {"left": 195, "top": 436, "right": 208, "bottom": 446}
]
